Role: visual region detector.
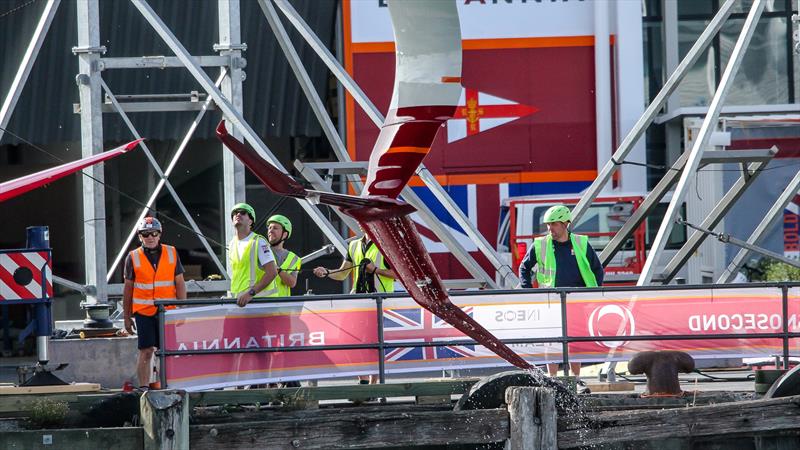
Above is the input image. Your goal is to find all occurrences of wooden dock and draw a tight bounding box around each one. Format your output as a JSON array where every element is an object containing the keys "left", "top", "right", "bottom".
[{"left": 0, "top": 379, "right": 798, "bottom": 449}]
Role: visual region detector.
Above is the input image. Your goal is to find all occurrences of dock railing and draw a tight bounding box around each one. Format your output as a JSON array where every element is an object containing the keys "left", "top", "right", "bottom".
[{"left": 154, "top": 282, "right": 800, "bottom": 389}]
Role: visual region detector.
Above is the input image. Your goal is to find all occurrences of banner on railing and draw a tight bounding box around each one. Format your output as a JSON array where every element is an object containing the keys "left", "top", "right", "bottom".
[{"left": 164, "top": 288, "right": 800, "bottom": 390}]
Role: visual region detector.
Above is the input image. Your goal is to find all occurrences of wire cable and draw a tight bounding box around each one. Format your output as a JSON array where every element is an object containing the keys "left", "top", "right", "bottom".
[
  {"left": 0, "top": 0, "right": 37, "bottom": 19},
  {"left": 1, "top": 124, "right": 226, "bottom": 248}
]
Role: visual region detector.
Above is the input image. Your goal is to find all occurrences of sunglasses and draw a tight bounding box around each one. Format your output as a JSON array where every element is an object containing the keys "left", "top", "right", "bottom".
[
  {"left": 139, "top": 231, "right": 161, "bottom": 238},
  {"left": 232, "top": 209, "right": 251, "bottom": 218}
]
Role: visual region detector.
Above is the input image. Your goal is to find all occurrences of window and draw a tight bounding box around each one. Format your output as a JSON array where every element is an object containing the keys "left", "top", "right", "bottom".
[
  {"left": 646, "top": 203, "right": 687, "bottom": 250},
  {"left": 720, "top": 18, "right": 789, "bottom": 105}
]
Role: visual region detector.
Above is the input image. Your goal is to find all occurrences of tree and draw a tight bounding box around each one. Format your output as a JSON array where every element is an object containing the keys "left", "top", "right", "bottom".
[{"left": 762, "top": 260, "right": 800, "bottom": 282}]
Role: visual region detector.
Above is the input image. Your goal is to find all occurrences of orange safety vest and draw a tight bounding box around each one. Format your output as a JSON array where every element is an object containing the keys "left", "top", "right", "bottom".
[{"left": 131, "top": 244, "right": 178, "bottom": 316}]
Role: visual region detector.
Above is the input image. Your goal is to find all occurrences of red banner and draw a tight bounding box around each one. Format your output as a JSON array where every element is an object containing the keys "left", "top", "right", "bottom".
[{"left": 164, "top": 288, "right": 800, "bottom": 390}]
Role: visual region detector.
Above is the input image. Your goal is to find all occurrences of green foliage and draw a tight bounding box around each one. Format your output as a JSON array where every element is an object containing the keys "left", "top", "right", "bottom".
[
  {"left": 763, "top": 260, "right": 800, "bottom": 282},
  {"left": 28, "top": 398, "right": 69, "bottom": 429}
]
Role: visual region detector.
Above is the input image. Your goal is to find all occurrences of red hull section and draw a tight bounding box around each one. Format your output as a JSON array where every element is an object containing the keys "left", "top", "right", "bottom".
[
  {"left": 364, "top": 106, "right": 455, "bottom": 198},
  {"left": 345, "top": 206, "right": 532, "bottom": 369},
  {"left": 0, "top": 139, "right": 142, "bottom": 203},
  {"left": 216, "top": 121, "right": 531, "bottom": 370}
]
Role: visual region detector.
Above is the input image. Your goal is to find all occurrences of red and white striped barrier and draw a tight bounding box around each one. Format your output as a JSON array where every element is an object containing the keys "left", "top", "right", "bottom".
[{"left": 0, "top": 251, "right": 52, "bottom": 300}]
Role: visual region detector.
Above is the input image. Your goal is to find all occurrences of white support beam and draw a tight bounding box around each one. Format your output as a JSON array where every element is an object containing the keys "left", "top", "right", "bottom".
[
  {"left": 75, "top": 0, "right": 108, "bottom": 303},
  {"left": 637, "top": 0, "right": 765, "bottom": 286},
  {"left": 217, "top": 0, "right": 247, "bottom": 263},
  {"left": 130, "top": 0, "right": 348, "bottom": 255},
  {"left": 0, "top": 0, "right": 60, "bottom": 143},
  {"left": 101, "top": 76, "right": 228, "bottom": 280},
  {"left": 99, "top": 55, "right": 230, "bottom": 69},
  {"left": 593, "top": 0, "right": 612, "bottom": 196},
  {"left": 571, "top": 0, "right": 737, "bottom": 225}
]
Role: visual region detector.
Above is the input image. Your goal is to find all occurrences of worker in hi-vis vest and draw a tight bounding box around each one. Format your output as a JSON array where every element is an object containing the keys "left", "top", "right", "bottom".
[
  {"left": 518, "top": 204, "right": 604, "bottom": 382},
  {"left": 265, "top": 215, "right": 301, "bottom": 297},
  {"left": 313, "top": 233, "right": 396, "bottom": 294},
  {"left": 123, "top": 216, "right": 186, "bottom": 389},
  {"left": 314, "top": 232, "right": 396, "bottom": 385},
  {"left": 228, "top": 203, "right": 278, "bottom": 307}
]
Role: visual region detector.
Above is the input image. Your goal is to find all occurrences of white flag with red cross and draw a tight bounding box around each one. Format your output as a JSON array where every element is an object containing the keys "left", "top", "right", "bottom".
[{"left": 446, "top": 88, "right": 538, "bottom": 143}]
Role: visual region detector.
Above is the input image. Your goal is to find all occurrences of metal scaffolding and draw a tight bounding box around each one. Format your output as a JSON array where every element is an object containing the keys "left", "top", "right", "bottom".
[
  {"left": 1, "top": 0, "right": 520, "bottom": 301},
  {"left": 3, "top": 0, "right": 792, "bottom": 304}
]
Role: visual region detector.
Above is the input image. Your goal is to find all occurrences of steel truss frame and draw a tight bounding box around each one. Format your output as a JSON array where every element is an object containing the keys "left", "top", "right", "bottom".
[
  {"left": 0, "top": 0, "right": 511, "bottom": 298},
  {"left": 4, "top": 0, "right": 789, "bottom": 300},
  {"left": 576, "top": 0, "right": 794, "bottom": 288},
  {"left": 269, "top": 0, "right": 517, "bottom": 288}
]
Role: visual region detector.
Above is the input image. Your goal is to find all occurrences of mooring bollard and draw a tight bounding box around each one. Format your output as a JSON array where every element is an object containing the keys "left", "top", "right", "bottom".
[
  {"left": 505, "top": 387, "right": 557, "bottom": 450},
  {"left": 140, "top": 389, "right": 189, "bottom": 450}
]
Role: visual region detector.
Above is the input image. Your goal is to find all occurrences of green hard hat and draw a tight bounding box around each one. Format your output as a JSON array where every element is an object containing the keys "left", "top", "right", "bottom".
[
  {"left": 542, "top": 205, "right": 572, "bottom": 223},
  {"left": 267, "top": 214, "right": 292, "bottom": 239},
  {"left": 231, "top": 202, "right": 256, "bottom": 222}
]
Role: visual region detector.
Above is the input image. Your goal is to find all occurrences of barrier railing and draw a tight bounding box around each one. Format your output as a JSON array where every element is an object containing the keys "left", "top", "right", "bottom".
[{"left": 154, "top": 282, "right": 800, "bottom": 389}]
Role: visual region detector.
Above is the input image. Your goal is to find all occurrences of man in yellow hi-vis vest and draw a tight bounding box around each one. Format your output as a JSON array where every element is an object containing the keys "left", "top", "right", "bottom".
[
  {"left": 313, "top": 234, "right": 396, "bottom": 294},
  {"left": 518, "top": 204, "right": 604, "bottom": 384},
  {"left": 313, "top": 233, "right": 396, "bottom": 386},
  {"left": 228, "top": 203, "right": 278, "bottom": 307},
  {"left": 265, "top": 215, "right": 301, "bottom": 297}
]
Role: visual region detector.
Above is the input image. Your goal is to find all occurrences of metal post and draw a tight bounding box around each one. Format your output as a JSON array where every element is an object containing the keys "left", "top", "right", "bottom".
[
  {"left": 130, "top": 0, "right": 349, "bottom": 255},
  {"left": 376, "top": 295, "right": 385, "bottom": 384},
  {"left": 782, "top": 285, "right": 789, "bottom": 370},
  {"left": 271, "top": 0, "right": 517, "bottom": 286},
  {"left": 0, "top": 0, "right": 60, "bottom": 143},
  {"left": 571, "top": 0, "right": 737, "bottom": 225},
  {"left": 638, "top": 0, "right": 765, "bottom": 286},
  {"left": 718, "top": 169, "right": 800, "bottom": 282},
  {"left": 593, "top": 0, "right": 612, "bottom": 196},
  {"left": 100, "top": 78, "right": 227, "bottom": 278},
  {"left": 75, "top": 0, "right": 108, "bottom": 304},
  {"left": 158, "top": 305, "right": 167, "bottom": 388},
  {"left": 662, "top": 0, "right": 680, "bottom": 114},
  {"left": 217, "top": 0, "right": 247, "bottom": 253},
  {"left": 662, "top": 0, "right": 684, "bottom": 175},
  {"left": 660, "top": 150, "right": 776, "bottom": 283},
  {"left": 559, "top": 290, "right": 569, "bottom": 378}
]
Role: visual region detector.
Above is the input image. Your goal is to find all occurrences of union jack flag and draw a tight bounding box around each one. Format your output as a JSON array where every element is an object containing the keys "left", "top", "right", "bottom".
[{"left": 382, "top": 306, "right": 479, "bottom": 361}]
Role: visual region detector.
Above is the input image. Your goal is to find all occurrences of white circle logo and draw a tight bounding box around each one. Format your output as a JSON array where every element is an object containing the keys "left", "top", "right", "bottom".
[{"left": 587, "top": 304, "right": 635, "bottom": 349}]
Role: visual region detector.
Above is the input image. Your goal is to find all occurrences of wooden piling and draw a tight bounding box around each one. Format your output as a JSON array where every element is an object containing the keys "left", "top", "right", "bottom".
[
  {"left": 140, "top": 389, "right": 189, "bottom": 450},
  {"left": 505, "top": 387, "right": 557, "bottom": 450}
]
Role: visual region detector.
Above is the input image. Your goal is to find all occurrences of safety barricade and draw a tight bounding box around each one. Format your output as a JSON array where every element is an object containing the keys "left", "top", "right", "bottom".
[{"left": 154, "top": 282, "right": 800, "bottom": 391}]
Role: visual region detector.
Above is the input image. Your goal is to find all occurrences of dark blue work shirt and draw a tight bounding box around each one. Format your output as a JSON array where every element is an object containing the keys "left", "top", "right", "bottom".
[{"left": 518, "top": 234, "right": 604, "bottom": 288}]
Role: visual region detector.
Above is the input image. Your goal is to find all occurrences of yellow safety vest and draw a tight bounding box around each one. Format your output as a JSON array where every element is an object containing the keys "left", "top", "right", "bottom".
[
  {"left": 349, "top": 238, "right": 394, "bottom": 293},
  {"left": 266, "top": 250, "right": 301, "bottom": 297},
  {"left": 229, "top": 233, "right": 276, "bottom": 297},
  {"left": 533, "top": 233, "right": 598, "bottom": 288}
]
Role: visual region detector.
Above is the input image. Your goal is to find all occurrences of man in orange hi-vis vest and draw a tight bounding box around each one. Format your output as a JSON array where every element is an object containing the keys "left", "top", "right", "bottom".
[{"left": 122, "top": 217, "right": 186, "bottom": 389}]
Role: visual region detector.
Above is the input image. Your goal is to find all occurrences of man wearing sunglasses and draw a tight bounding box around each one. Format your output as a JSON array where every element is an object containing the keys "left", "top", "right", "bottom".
[
  {"left": 228, "top": 203, "right": 278, "bottom": 307},
  {"left": 122, "top": 216, "right": 186, "bottom": 389}
]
